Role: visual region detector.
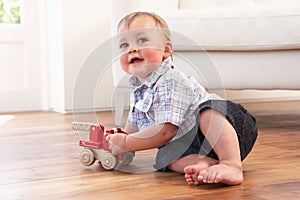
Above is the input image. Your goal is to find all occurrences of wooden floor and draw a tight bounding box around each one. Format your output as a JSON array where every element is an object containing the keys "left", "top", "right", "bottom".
[{"left": 0, "top": 101, "right": 299, "bottom": 200}]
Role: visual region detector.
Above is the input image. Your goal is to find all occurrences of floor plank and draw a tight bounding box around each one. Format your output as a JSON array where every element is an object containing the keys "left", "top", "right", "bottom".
[{"left": 0, "top": 101, "right": 300, "bottom": 200}]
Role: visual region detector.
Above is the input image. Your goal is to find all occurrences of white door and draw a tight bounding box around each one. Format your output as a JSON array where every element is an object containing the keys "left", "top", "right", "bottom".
[{"left": 0, "top": 0, "right": 42, "bottom": 112}]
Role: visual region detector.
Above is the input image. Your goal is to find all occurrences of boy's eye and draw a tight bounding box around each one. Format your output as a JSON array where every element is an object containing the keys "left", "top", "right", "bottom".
[
  {"left": 119, "top": 43, "right": 128, "bottom": 49},
  {"left": 137, "top": 38, "right": 147, "bottom": 44}
]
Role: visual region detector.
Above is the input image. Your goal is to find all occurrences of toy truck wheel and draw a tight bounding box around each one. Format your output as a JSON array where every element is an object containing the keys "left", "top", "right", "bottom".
[
  {"left": 80, "top": 148, "right": 95, "bottom": 166},
  {"left": 101, "top": 152, "right": 118, "bottom": 170}
]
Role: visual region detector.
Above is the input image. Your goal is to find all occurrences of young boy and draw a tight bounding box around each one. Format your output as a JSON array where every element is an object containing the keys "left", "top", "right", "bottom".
[{"left": 106, "top": 11, "right": 258, "bottom": 185}]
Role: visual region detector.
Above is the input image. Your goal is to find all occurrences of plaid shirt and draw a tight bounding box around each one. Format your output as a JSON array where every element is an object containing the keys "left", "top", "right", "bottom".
[{"left": 127, "top": 57, "right": 218, "bottom": 141}]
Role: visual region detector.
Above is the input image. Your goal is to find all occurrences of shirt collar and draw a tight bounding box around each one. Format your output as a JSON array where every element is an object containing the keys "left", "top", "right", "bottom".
[{"left": 129, "top": 56, "right": 173, "bottom": 88}]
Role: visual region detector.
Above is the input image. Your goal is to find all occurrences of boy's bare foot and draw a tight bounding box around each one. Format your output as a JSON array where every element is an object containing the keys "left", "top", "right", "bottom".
[
  {"left": 197, "top": 162, "right": 243, "bottom": 185},
  {"left": 184, "top": 160, "right": 243, "bottom": 186},
  {"left": 184, "top": 157, "right": 218, "bottom": 185}
]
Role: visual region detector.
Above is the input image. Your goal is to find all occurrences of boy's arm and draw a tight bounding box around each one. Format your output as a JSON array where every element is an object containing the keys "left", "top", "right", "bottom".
[
  {"left": 107, "top": 123, "right": 177, "bottom": 154},
  {"left": 126, "top": 122, "right": 177, "bottom": 151}
]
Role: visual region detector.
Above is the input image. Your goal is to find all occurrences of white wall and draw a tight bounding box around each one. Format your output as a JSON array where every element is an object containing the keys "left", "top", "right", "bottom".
[
  {"left": 44, "top": 0, "right": 114, "bottom": 113},
  {"left": 62, "top": 0, "right": 113, "bottom": 112},
  {"left": 44, "top": 0, "right": 65, "bottom": 112}
]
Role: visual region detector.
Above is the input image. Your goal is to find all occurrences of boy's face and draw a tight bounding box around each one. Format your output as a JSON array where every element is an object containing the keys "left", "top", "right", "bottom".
[{"left": 117, "top": 16, "right": 172, "bottom": 82}]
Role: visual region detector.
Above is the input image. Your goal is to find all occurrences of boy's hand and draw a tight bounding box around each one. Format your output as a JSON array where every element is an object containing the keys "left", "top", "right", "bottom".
[{"left": 106, "top": 133, "right": 127, "bottom": 155}]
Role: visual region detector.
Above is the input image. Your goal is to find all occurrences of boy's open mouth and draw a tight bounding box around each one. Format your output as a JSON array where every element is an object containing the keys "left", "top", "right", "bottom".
[{"left": 129, "top": 57, "right": 144, "bottom": 64}]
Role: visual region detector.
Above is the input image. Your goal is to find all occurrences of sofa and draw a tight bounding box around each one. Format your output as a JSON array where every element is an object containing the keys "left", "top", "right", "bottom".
[{"left": 110, "top": 0, "right": 300, "bottom": 125}]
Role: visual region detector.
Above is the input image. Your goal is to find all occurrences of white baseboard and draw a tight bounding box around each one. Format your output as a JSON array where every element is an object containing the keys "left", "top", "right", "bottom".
[{"left": 212, "top": 89, "right": 300, "bottom": 103}]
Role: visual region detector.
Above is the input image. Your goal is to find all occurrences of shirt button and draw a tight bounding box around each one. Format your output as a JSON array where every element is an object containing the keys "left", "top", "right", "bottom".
[{"left": 136, "top": 91, "right": 140, "bottom": 95}]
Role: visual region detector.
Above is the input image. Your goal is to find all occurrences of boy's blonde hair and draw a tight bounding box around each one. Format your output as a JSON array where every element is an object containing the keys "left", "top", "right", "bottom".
[{"left": 117, "top": 11, "right": 171, "bottom": 42}]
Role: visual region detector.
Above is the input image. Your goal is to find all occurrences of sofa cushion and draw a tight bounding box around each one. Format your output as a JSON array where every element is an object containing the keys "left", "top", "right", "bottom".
[{"left": 158, "top": 6, "right": 300, "bottom": 51}]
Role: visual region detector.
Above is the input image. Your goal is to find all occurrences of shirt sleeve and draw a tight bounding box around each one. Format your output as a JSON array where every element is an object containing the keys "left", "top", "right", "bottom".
[
  {"left": 127, "top": 92, "right": 138, "bottom": 126},
  {"left": 153, "top": 78, "right": 194, "bottom": 126}
]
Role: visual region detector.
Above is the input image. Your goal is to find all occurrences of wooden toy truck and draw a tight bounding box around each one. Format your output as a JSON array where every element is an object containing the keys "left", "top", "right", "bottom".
[{"left": 71, "top": 122, "right": 135, "bottom": 170}]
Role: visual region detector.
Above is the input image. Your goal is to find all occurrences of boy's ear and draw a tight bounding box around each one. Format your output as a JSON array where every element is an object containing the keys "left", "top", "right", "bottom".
[{"left": 163, "top": 41, "right": 173, "bottom": 58}]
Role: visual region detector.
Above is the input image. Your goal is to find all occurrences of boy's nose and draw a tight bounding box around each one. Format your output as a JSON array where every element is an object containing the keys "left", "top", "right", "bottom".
[{"left": 128, "top": 45, "right": 138, "bottom": 54}]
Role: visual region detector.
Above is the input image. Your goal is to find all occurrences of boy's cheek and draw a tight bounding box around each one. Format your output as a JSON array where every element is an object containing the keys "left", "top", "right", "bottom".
[
  {"left": 119, "top": 54, "right": 128, "bottom": 63},
  {"left": 121, "top": 66, "right": 129, "bottom": 74},
  {"left": 141, "top": 48, "right": 164, "bottom": 61},
  {"left": 119, "top": 56, "right": 129, "bottom": 71},
  {"left": 140, "top": 48, "right": 155, "bottom": 55}
]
